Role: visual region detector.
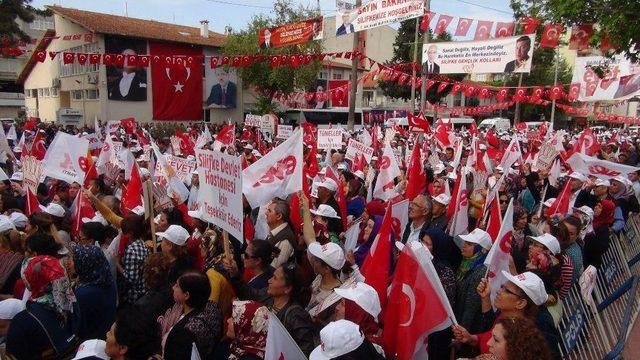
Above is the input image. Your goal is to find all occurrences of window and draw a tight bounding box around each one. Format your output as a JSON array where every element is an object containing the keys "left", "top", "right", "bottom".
[
  {"left": 43, "top": 88, "right": 50, "bottom": 97},
  {"left": 59, "top": 43, "right": 100, "bottom": 77},
  {"left": 319, "top": 71, "right": 328, "bottom": 80},
  {"left": 37, "top": 89, "right": 43, "bottom": 97},
  {"left": 85, "top": 89, "right": 99, "bottom": 100},
  {"left": 332, "top": 73, "right": 343, "bottom": 80},
  {"left": 51, "top": 88, "right": 59, "bottom": 97},
  {"left": 71, "top": 90, "right": 83, "bottom": 100},
  {"left": 24, "top": 89, "right": 31, "bottom": 98},
  {"left": 30, "top": 19, "right": 54, "bottom": 31}
]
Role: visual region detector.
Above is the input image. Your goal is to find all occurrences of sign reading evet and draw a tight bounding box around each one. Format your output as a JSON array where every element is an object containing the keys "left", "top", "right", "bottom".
[
  {"left": 345, "top": 138, "right": 374, "bottom": 163},
  {"left": 245, "top": 114, "right": 262, "bottom": 127},
  {"left": 155, "top": 155, "right": 197, "bottom": 186},
  {"left": 317, "top": 129, "right": 343, "bottom": 149}
]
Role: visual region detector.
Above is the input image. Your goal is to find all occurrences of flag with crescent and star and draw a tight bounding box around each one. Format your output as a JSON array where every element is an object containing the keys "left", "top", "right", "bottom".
[{"left": 149, "top": 41, "right": 203, "bottom": 120}]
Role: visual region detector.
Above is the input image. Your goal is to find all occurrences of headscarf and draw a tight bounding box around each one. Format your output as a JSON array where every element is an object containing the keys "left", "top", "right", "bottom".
[
  {"left": 593, "top": 199, "right": 615, "bottom": 229},
  {"left": 354, "top": 215, "right": 383, "bottom": 266},
  {"left": 200, "top": 230, "right": 225, "bottom": 271},
  {"left": 344, "top": 299, "right": 380, "bottom": 338},
  {"left": 422, "top": 228, "right": 455, "bottom": 267},
  {"left": 72, "top": 245, "right": 112, "bottom": 288},
  {"left": 22, "top": 255, "right": 76, "bottom": 316},
  {"left": 456, "top": 245, "right": 486, "bottom": 281},
  {"left": 347, "top": 178, "right": 363, "bottom": 199},
  {"left": 229, "top": 300, "right": 269, "bottom": 360},
  {"left": 612, "top": 180, "right": 636, "bottom": 200}
]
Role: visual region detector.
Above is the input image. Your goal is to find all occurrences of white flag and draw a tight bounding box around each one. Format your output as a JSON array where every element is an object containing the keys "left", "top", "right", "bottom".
[
  {"left": 359, "top": 128, "right": 372, "bottom": 147},
  {"left": 391, "top": 199, "right": 409, "bottom": 241},
  {"left": 0, "top": 124, "right": 14, "bottom": 160},
  {"left": 6, "top": 125, "right": 17, "bottom": 141},
  {"left": 96, "top": 137, "right": 115, "bottom": 174},
  {"left": 549, "top": 159, "right": 561, "bottom": 188},
  {"left": 499, "top": 137, "right": 522, "bottom": 170},
  {"left": 566, "top": 152, "right": 640, "bottom": 180},
  {"left": 42, "top": 132, "right": 88, "bottom": 184},
  {"left": 449, "top": 167, "right": 468, "bottom": 237},
  {"left": 484, "top": 198, "right": 515, "bottom": 306},
  {"left": 344, "top": 220, "right": 361, "bottom": 253},
  {"left": 373, "top": 143, "right": 401, "bottom": 200},
  {"left": 243, "top": 129, "right": 303, "bottom": 209},
  {"left": 264, "top": 312, "right": 306, "bottom": 360},
  {"left": 148, "top": 135, "right": 189, "bottom": 202}
]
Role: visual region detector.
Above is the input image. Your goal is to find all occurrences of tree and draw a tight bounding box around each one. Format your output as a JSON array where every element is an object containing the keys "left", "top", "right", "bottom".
[
  {"left": 223, "top": 0, "right": 323, "bottom": 114},
  {"left": 377, "top": 20, "right": 464, "bottom": 105},
  {"left": 0, "top": 0, "right": 51, "bottom": 45},
  {"left": 510, "top": 0, "right": 640, "bottom": 62}
]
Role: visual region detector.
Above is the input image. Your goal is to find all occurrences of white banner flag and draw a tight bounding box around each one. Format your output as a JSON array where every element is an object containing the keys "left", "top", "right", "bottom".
[
  {"left": 42, "top": 132, "right": 89, "bottom": 184},
  {"left": 572, "top": 55, "right": 640, "bottom": 101},
  {"left": 83, "top": 133, "right": 103, "bottom": 151},
  {"left": 243, "top": 129, "right": 303, "bottom": 209},
  {"left": 373, "top": 143, "right": 401, "bottom": 200},
  {"left": 484, "top": 198, "right": 514, "bottom": 305},
  {"left": 345, "top": 138, "right": 374, "bottom": 163},
  {"left": 391, "top": 199, "right": 409, "bottom": 240},
  {"left": 499, "top": 137, "right": 522, "bottom": 170},
  {"left": 566, "top": 152, "right": 640, "bottom": 179},
  {"left": 335, "top": 0, "right": 424, "bottom": 35},
  {"left": 264, "top": 312, "right": 306, "bottom": 360}
]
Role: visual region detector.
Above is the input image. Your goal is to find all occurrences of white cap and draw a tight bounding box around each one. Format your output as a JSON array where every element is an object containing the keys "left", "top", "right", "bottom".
[
  {"left": 353, "top": 170, "right": 365, "bottom": 181},
  {"left": 138, "top": 167, "right": 150, "bottom": 177},
  {"left": 528, "top": 233, "right": 561, "bottom": 255},
  {"left": 10, "top": 172, "right": 23, "bottom": 181},
  {"left": 594, "top": 179, "right": 610, "bottom": 187},
  {"left": 334, "top": 282, "right": 381, "bottom": 319},
  {"left": 0, "top": 215, "right": 16, "bottom": 233},
  {"left": 459, "top": 228, "right": 492, "bottom": 250},
  {"left": 543, "top": 198, "right": 556, "bottom": 208},
  {"left": 310, "top": 320, "right": 364, "bottom": 360},
  {"left": 612, "top": 175, "right": 632, "bottom": 187},
  {"left": 0, "top": 298, "right": 25, "bottom": 320},
  {"left": 72, "top": 339, "right": 109, "bottom": 360},
  {"left": 569, "top": 172, "right": 587, "bottom": 182},
  {"left": 316, "top": 178, "right": 338, "bottom": 192},
  {"left": 82, "top": 213, "right": 108, "bottom": 226},
  {"left": 573, "top": 206, "right": 594, "bottom": 220},
  {"left": 337, "top": 163, "right": 347, "bottom": 170},
  {"left": 308, "top": 242, "right": 345, "bottom": 270},
  {"left": 156, "top": 224, "right": 190, "bottom": 246},
  {"left": 244, "top": 144, "right": 254, "bottom": 150},
  {"left": 501, "top": 271, "right": 548, "bottom": 306},
  {"left": 496, "top": 165, "right": 504, "bottom": 173},
  {"left": 39, "top": 203, "right": 65, "bottom": 218},
  {"left": 9, "top": 212, "right": 27, "bottom": 229},
  {"left": 251, "top": 149, "right": 262, "bottom": 158},
  {"left": 131, "top": 205, "right": 145, "bottom": 215},
  {"left": 432, "top": 193, "right": 451, "bottom": 206},
  {"left": 479, "top": 143, "right": 487, "bottom": 150},
  {"left": 433, "top": 163, "right": 445, "bottom": 174},
  {"left": 310, "top": 204, "right": 340, "bottom": 219}
]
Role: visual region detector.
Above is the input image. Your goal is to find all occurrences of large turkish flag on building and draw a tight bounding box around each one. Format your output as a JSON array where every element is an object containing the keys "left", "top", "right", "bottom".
[
  {"left": 149, "top": 42, "right": 203, "bottom": 120},
  {"left": 329, "top": 80, "right": 349, "bottom": 108}
]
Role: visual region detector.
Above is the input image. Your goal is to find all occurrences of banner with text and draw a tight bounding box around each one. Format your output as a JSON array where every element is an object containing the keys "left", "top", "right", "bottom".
[
  {"left": 335, "top": 0, "right": 423, "bottom": 36},
  {"left": 259, "top": 17, "right": 323, "bottom": 49},
  {"left": 345, "top": 138, "right": 374, "bottom": 163},
  {"left": 317, "top": 128, "right": 343, "bottom": 149},
  {"left": 245, "top": 114, "right": 262, "bottom": 127},
  {"left": 277, "top": 125, "right": 293, "bottom": 140},
  {"left": 421, "top": 34, "right": 535, "bottom": 74},
  {"left": 155, "top": 155, "right": 197, "bottom": 186},
  {"left": 196, "top": 149, "right": 243, "bottom": 240},
  {"left": 571, "top": 55, "right": 640, "bottom": 101}
]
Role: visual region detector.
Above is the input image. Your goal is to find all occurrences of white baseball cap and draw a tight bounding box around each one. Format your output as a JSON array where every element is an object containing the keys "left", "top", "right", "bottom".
[
  {"left": 595, "top": 179, "right": 611, "bottom": 187},
  {"left": 188, "top": 209, "right": 206, "bottom": 222},
  {"left": 0, "top": 298, "right": 25, "bottom": 320},
  {"left": 527, "top": 233, "right": 561, "bottom": 255},
  {"left": 568, "top": 172, "right": 587, "bottom": 182},
  {"left": 612, "top": 175, "right": 632, "bottom": 187},
  {"left": 308, "top": 242, "right": 345, "bottom": 270},
  {"left": 316, "top": 178, "right": 338, "bottom": 192},
  {"left": 156, "top": 225, "right": 190, "bottom": 246},
  {"left": 573, "top": 205, "right": 594, "bottom": 220},
  {"left": 353, "top": 170, "right": 365, "bottom": 181},
  {"left": 310, "top": 204, "right": 340, "bottom": 219},
  {"left": 10, "top": 172, "right": 23, "bottom": 182},
  {"left": 72, "top": 339, "right": 109, "bottom": 360},
  {"left": 82, "top": 213, "right": 108, "bottom": 226},
  {"left": 310, "top": 320, "right": 365, "bottom": 360},
  {"left": 0, "top": 215, "right": 16, "bottom": 233},
  {"left": 501, "top": 270, "right": 548, "bottom": 306},
  {"left": 337, "top": 163, "right": 347, "bottom": 170},
  {"left": 39, "top": 203, "right": 65, "bottom": 218},
  {"left": 459, "top": 228, "right": 492, "bottom": 250},
  {"left": 9, "top": 212, "right": 27, "bottom": 229},
  {"left": 334, "top": 282, "right": 381, "bottom": 319},
  {"left": 131, "top": 205, "right": 145, "bottom": 216},
  {"left": 244, "top": 144, "right": 254, "bottom": 150},
  {"left": 542, "top": 198, "right": 556, "bottom": 208},
  {"left": 138, "top": 167, "right": 151, "bottom": 177},
  {"left": 432, "top": 193, "right": 451, "bottom": 206},
  {"left": 433, "top": 163, "right": 445, "bottom": 174}
]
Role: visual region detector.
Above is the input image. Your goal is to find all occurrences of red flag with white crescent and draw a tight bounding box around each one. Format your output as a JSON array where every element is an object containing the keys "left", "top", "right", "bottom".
[
  {"left": 433, "top": 15, "right": 453, "bottom": 35},
  {"left": 540, "top": 24, "right": 564, "bottom": 48}
]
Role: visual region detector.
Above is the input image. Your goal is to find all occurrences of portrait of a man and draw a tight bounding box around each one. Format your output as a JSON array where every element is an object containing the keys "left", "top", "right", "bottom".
[
  {"left": 504, "top": 36, "right": 532, "bottom": 73},
  {"left": 336, "top": 11, "right": 355, "bottom": 36},
  {"left": 206, "top": 68, "right": 237, "bottom": 108},
  {"left": 105, "top": 37, "right": 147, "bottom": 101},
  {"left": 424, "top": 44, "right": 440, "bottom": 74},
  {"left": 260, "top": 29, "right": 272, "bottom": 49}
]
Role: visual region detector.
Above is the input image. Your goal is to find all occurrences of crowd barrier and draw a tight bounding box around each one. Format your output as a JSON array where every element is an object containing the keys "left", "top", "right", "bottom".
[{"left": 557, "top": 213, "right": 640, "bottom": 360}]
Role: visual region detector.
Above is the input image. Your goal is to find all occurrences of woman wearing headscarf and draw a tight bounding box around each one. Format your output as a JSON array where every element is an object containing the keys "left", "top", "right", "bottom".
[
  {"left": 73, "top": 245, "right": 117, "bottom": 341},
  {"left": 511, "top": 206, "right": 533, "bottom": 273},
  {"left": 609, "top": 176, "right": 640, "bottom": 232},
  {"left": 584, "top": 199, "right": 615, "bottom": 268},
  {"left": 353, "top": 215, "right": 383, "bottom": 267},
  {"left": 421, "top": 228, "right": 456, "bottom": 304},
  {"left": 226, "top": 300, "right": 270, "bottom": 360},
  {"left": 346, "top": 177, "right": 365, "bottom": 219},
  {"left": 6, "top": 256, "right": 79, "bottom": 359}
]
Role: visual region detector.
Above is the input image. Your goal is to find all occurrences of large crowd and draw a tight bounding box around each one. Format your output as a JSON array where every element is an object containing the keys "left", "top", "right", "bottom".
[{"left": 0, "top": 118, "right": 638, "bottom": 360}]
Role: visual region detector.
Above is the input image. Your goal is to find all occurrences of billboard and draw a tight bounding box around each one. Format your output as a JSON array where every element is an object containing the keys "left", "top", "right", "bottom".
[
  {"left": 105, "top": 36, "right": 147, "bottom": 101},
  {"left": 259, "top": 17, "right": 323, "bottom": 49},
  {"left": 571, "top": 55, "right": 640, "bottom": 101},
  {"left": 204, "top": 48, "right": 238, "bottom": 109},
  {"left": 335, "top": 0, "right": 423, "bottom": 36}
]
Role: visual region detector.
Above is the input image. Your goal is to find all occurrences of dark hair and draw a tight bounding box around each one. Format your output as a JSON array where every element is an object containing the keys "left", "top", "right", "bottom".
[
  {"left": 280, "top": 262, "right": 310, "bottom": 306},
  {"left": 80, "top": 222, "right": 107, "bottom": 245},
  {"left": 90, "top": 178, "right": 108, "bottom": 195},
  {"left": 177, "top": 271, "right": 211, "bottom": 309},
  {"left": 250, "top": 239, "right": 278, "bottom": 270},
  {"left": 114, "top": 307, "right": 161, "bottom": 360},
  {"left": 564, "top": 215, "right": 583, "bottom": 231},
  {"left": 28, "top": 212, "right": 54, "bottom": 233},
  {"left": 26, "top": 232, "right": 61, "bottom": 256},
  {"left": 161, "top": 207, "right": 191, "bottom": 231},
  {"left": 143, "top": 253, "right": 171, "bottom": 289},
  {"left": 120, "top": 215, "right": 146, "bottom": 239},
  {"left": 517, "top": 35, "right": 532, "bottom": 47},
  {"left": 36, "top": 183, "right": 48, "bottom": 197},
  {"left": 334, "top": 338, "right": 386, "bottom": 360},
  {"left": 496, "top": 317, "right": 553, "bottom": 360}
]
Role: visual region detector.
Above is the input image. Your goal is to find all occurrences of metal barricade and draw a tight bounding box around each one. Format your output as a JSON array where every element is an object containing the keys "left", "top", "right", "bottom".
[{"left": 618, "top": 213, "right": 640, "bottom": 276}]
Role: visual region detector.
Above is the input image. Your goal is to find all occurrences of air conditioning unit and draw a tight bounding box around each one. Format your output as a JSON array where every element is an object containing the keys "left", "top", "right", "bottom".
[
  {"left": 51, "top": 78, "right": 61, "bottom": 88},
  {"left": 87, "top": 73, "right": 98, "bottom": 84}
]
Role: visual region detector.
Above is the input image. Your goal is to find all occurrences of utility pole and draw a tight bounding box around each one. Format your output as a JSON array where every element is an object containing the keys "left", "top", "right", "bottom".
[
  {"left": 419, "top": 0, "right": 431, "bottom": 114},
  {"left": 347, "top": 0, "right": 362, "bottom": 130},
  {"left": 513, "top": 72, "right": 524, "bottom": 124},
  {"left": 410, "top": 17, "right": 420, "bottom": 112},
  {"left": 549, "top": 48, "right": 559, "bottom": 131}
]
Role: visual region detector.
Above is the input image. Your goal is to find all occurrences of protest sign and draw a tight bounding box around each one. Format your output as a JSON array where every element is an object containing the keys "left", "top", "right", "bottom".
[
  {"left": 155, "top": 155, "right": 197, "bottom": 186},
  {"left": 196, "top": 149, "right": 243, "bottom": 240},
  {"left": 84, "top": 133, "right": 103, "bottom": 151},
  {"left": 536, "top": 143, "right": 559, "bottom": 171},
  {"left": 345, "top": 138, "right": 374, "bottom": 163},
  {"left": 260, "top": 115, "right": 276, "bottom": 134},
  {"left": 571, "top": 55, "right": 640, "bottom": 101},
  {"left": 245, "top": 114, "right": 262, "bottom": 127},
  {"left": 335, "top": 0, "right": 423, "bottom": 35},
  {"left": 276, "top": 125, "right": 293, "bottom": 140},
  {"left": 317, "top": 128, "right": 343, "bottom": 149},
  {"left": 22, "top": 155, "right": 42, "bottom": 193}
]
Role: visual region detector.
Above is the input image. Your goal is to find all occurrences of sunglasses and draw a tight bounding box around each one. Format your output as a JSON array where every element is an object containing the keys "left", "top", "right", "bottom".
[{"left": 500, "top": 284, "right": 523, "bottom": 298}]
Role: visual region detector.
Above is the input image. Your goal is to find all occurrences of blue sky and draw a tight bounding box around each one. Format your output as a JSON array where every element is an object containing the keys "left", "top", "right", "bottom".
[{"left": 34, "top": 0, "right": 515, "bottom": 35}]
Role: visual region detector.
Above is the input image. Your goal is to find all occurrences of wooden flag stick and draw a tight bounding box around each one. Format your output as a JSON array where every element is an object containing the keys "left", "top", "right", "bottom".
[{"left": 223, "top": 230, "right": 232, "bottom": 262}]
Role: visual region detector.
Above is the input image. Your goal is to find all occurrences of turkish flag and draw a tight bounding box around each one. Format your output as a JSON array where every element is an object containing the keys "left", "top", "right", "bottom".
[
  {"left": 541, "top": 24, "right": 564, "bottom": 48},
  {"left": 406, "top": 143, "right": 426, "bottom": 200},
  {"left": 474, "top": 21, "right": 493, "bottom": 40},
  {"left": 455, "top": 18, "right": 473, "bottom": 36},
  {"left": 351, "top": 152, "right": 367, "bottom": 173},
  {"left": 89, "top": 54, "right": 101, "bottom": 64},
  {"left": 484, "top": 199, "right": 514, "bottom": 301},
  {"left": 383, "top": 245, "right": 451, "bottom": 360},
  {"left": 24, "top": 117, "right": 38, "bottom": 131},
  {"left": 29, "top": 130, "right": 47, "bottom": 160},
  {"left": 71, "top": 191, "right": 95, "bottom": 237},
  {"left": 150, "top": 41, "right": 203, "bottom": 120},
  {"left": 138, "top": 55, "right": 150, "bottom": 67},
  {"left": 361, "top": 204, "right": 392, "bottom": 310},
  {"left": 520, "top": 17, "right": 540, "bottom": 34},
  {"left": 495, "top": 88, "right": 509, "bottom": 102},
  {"left": 546, "top": 180, "right": 571, "bottom": 218},
  {"left": 408, "top": 113, "right": 431, "bottom": 133},
  {"left": 569, "top": 24, "right": 593, "bottom": 50},
  {"left": 513, "top": 87, "right": 528, "bottom": 102},
  {"left": 530, "top": 86, "right": 544, "bottom": 101},
  {"left": 548, "top": 84, "right": 565, "bottom": 100},
  {"left": 120, "top": 117, "right": 137, "bottom": 135},
  {"left": 575, "top": 127, "right": 601, "bottom": 155},
  {"left": 329, "top": 80, "right": 349, "bottom": 107},
  {"left": 76, "top": 53, "right": 88, "bottom": 65},
  {"left": 121, "top": 163, "right": 143, "bottom": 213},
  {"left": 485, "top": 197, "right": 502, "bottom": 241},
  {"left": 419, "top": 11, "right": 435, "bottom": 32},
  {"left": 494, "top": 22, "right": 515, "bottom": 38},
  {"left": 436, "top": 82, "right": 449, "bottom": 93},
  {"left": 433, "top": 15, "right": 453, "bottom": 35},
  {"left": 35, "top": 50, "right": 46, "bottom": 62},
  {"left": 567, "top": 83, "right": 581, "bottom": 101},
  {"left": 25, "top": 188, "right": 41, "bottom": 216},
  {"left": 63, "top": 52, "right": 75, "bottom": 64},
  {"left": 214, "top": 124, "right": 235, "bottom": 147}
]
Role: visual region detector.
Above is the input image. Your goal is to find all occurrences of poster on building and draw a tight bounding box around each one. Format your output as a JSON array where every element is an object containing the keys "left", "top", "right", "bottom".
[
  {"left": 317, "top": 128, "right": 343, "bottom": 149},
  {"left": 335, "top": 0, "right": 424, "bottom": 36},
  {"left": 571, "top": 55, "right": 640, "bottom": 101},
  {"left": 305, "top": 79, "right": 329, "bottom": 109},
  {"left": 196, "top": 149, "right": 243, "bottom": 240},
  {"left": 345, "top": 138, "right": 374, "bottom": 162},
  {"left": 204, "top": 48, "right": 238, "bottom": 109},
  {"left": 329, "top": 80, "right": 349, "bottom": 108},
  {"left": 105, "top": 36, "right": 147, "bottom": 101},
  {"left": 421, "top": 34, "right": 535, "bottom": 74},
  {"left": 259, "top": 17, "right": 323, "bottom": 49}
]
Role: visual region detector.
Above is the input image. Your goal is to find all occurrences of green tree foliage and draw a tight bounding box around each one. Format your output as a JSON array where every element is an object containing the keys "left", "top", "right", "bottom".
[
  {"left": 223, "top": 0, "right": 323, "bottom": 114},
  {"left": 0, "top": 0, "right": 51, "bottom": 44}
]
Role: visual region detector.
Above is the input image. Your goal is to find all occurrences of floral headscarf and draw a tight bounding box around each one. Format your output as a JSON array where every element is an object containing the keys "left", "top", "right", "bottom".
[
  {"left": 72, "top": 245, "right": 112, "bottom": 288},
  {"left": 229, "top": 300, "right": 269, "bottom": 360},
  {"left": 22, "top": 255, "right": 76, "bottom": 316}
]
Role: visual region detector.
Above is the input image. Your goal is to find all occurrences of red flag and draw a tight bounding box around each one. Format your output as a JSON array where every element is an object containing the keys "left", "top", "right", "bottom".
[
  {"left": 576, "top": 127, "right": 601, "bottom": 155},
  {"left": 289, "top": 192, "right": 303, "bottom": 235},
  {"left": 567, "top": 83, "right": 581, "bottom": 101},
  {"left": 495, "top": 22, "right": 515, "bottom": 38},
  {"left": 83, "top": 150, "right": 97, "bottom": 188},
  {"left": 337, "top": 179, "right": 348, "bottom": 230},
  {"left": 383, "top": 245, "right": 451, "bottom": 360},
  {"left": 454, "top": 18, "right": 473, "bottom": 36},
  {"left": 548, "top": 84, "right": 565, "bottom": 100},
  {"left": 71, "top": 191, "right": 95, "bottom": 237},
  {"left": 546, "top": 180, "right": 572, "bottom": 217},
  {"left": 599, "top": 33, "right": 619, "bottom": 53},
  {"left": 433, "top": 15, "right": 453, "bottom": 35},
  {"left": 23, "top": 117, "right": 37, "bottom": 131},
  {"left": 486, "top": 197, "right": 502, "bottom": 241},
  {"left": 120, "top": 117, "right": 137, "bottom": 135},
  {"left": 446, "top": 170, "right": 461, "bottom": 220},
  {"left": 407, "top": 113, "right": 431, "bottom": 133},
  {"left": 305, "top": 145, "right": 320, "bottom": 178},
  {"left": 513, "top": 87, "right": 529, "bottom": 102},
  {"left": 121, "top": 164, "right": 143, "bottom": 213},
  {"left": 149, "top": 41, "right": 203, "bottom": 120},
  {"left": 569, "top": 24, "right": 593, "bottom": 50},
  {"left": 520, "top": 17, "right": 540, "bottom": 34},
  {"left": 436, "top": 82, "right": 449, "bottom": 94},
  {"left": 433, "top": 122, "right": 451, "bottom": 148},
  {"left": 215, "top": 124, "right": 235, "bottom": 147},
  {"left": 330, "top": 80, "right": 349, "bottom": 107},
  {"left": 34, "top": 50, "right": 46, "bottom": 63},
  {"left": 474, "top": 21, "right": 493, "bottom": 40},
  {"left": 25, "top": 188, "right": 41, "bottom": 216},
  {"left": 419, "top": 11, "right": 434, "bottom": 32},
  {"left": 63, "top": 52, "right": 75, "bottom": 64},
  {"left": 361, "top": 205, "right": 392, "bottom": 310},
  {"left": 495, "top": 88, "right": 509, "bottom": 102},
  {"left": 540, "top": 24, "right": 564, "bottom": 48},
  {"left": 29, "top": 130, "right": 47, "bottom": 160},
  {"left": 406, "top": 143, "right": 426, "bottom": 200},
  {"left": 351, "top": 153, "right": 367, "bottom": 174}
]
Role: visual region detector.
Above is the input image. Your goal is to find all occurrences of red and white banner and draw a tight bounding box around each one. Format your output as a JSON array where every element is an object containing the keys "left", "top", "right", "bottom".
[
  {"left": 317, "top": 128, "right": 343, "bottom": 150},
  {"left": 373, "top": 143, "right": 401, "bottom": 200},
  {"left": 334, "top": 0, "right": 424, "bottom": 35},
  {"left": 244, "top": 114, "right": 262, "bottom": 127},
  {"left": 345, "top": 138, "right": 374, "bottom": 163},
  {"left": 566, "top": 152, "right": 640, "bottom": 180},
  {"left": 484, "top": 198, "right": 514, "bottom": 304},
  {"left": 83, "top": 133, "right": 102, "bottom": 151},
  {"left": 571, "top": 55, "right": 640, "bottom": 101},
  {"left": 499, "top": 136, "right": 522, "bottom": 170},
  {"left": 391, "top": 199, "right": 409, "bottom": 240},
  {"left": 258, "top": 17, "right": 323, "bottom": 48},
  {"left": 42, "top": 132, "right": 89, "bottom": 184},
  {"left": 242, "top": 129, "right": 303, "bottom": 208},
  {"left": 196, "top": 149, "right": 243, "bottom": 240},
  {"left": 155, "top": 155, "right": 197, "bottom": 186}
]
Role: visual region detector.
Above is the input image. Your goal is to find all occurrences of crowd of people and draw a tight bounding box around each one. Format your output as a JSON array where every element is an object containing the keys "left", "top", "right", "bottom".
[{"left": 0, "top": 117, "right": 638, "bottom": 360}]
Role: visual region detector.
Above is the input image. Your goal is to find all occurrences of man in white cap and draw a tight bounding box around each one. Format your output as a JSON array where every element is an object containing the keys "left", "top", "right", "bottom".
[
  {"left": 563, "top": 171, "right": 597, "bottom": 210},
  {"left": 265, "top": 198, "right": 296, "bottom": 268},
  {"left": 0, "top": 298, "right": 24, "bottom": 339},
  {"left": 310, "top": 320, "right": 383, "bottom": 359},
  {"left": 315, "top": 177, "right": 341, "bottom": 221},
  {"left": 429, "top": 193, "right": 451, "bottom": 232}
]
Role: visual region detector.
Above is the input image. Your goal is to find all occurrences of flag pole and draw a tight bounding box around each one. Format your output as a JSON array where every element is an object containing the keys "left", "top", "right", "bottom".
[{"left": 536, "top": 184, "right": 548, "bottom": 219}]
